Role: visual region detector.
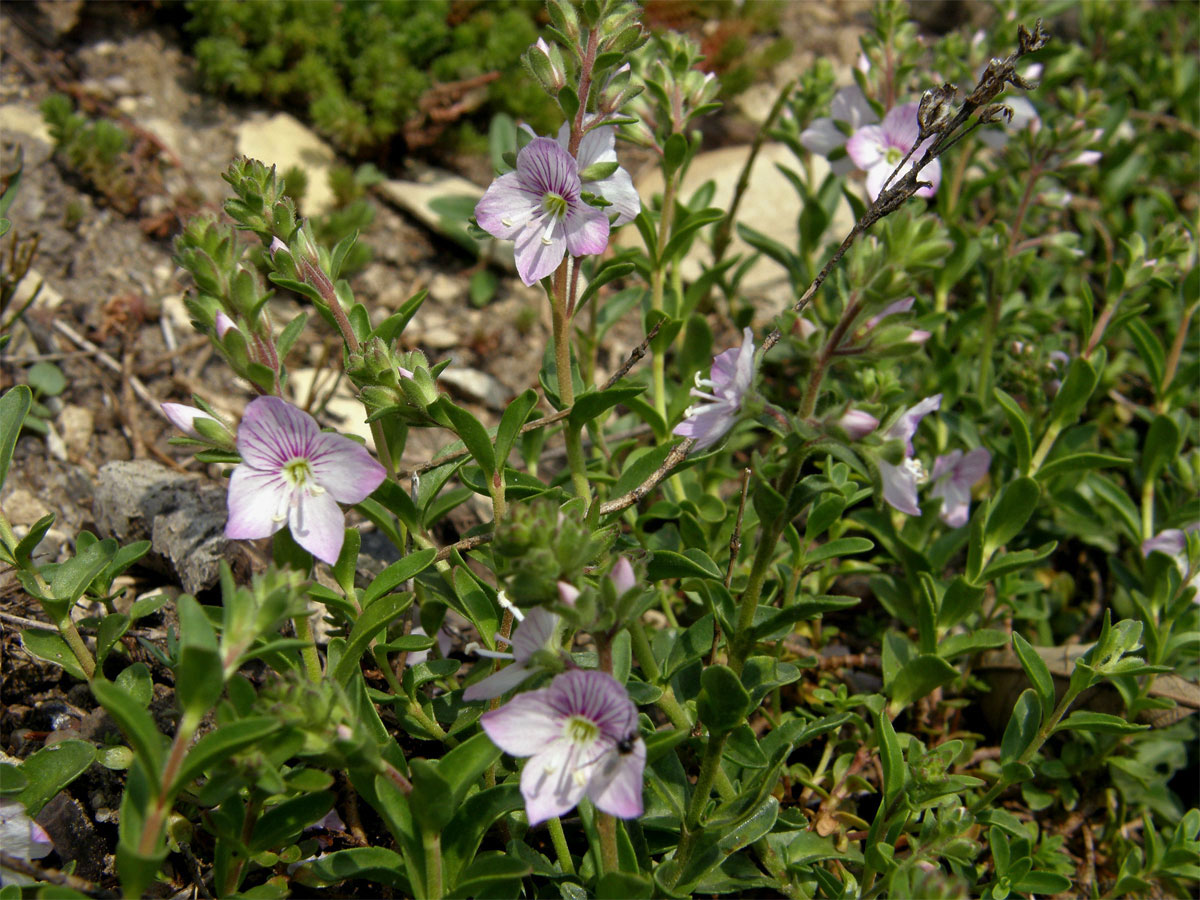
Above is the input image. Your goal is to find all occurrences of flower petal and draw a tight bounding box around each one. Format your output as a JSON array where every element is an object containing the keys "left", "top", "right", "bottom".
[
  {"left": 162, "top": 402, "right": 216, "bottom": 439},
  {"left": 832, "top": 85, "right": 877, "bottom": 130},
  {"left": 864, "top": 160, "right": 892, "bottom": 202},
  {"left": 481, "top": 688, "right": 567, "bottom": 757},
  {"left": 799, "top": 117, "right": 847, "bottom": 157},
  {"left": 511, "top": 607, "right": 558, "bottom": 662},
  {"left": 520, "top": 739, "right": 586, "bottom": 825},
  {"left": 673, "top": 402, "right": 736, "bottom": 451},
  {"left": 885, "top": 395, "right": 942, "bottom": 451},
  {"left": 564, "top": 203, "right": 610, "bottom": 258},
  {"left": 881, "top": 103, "right": 921, "bottom": 154},
  {"left": 238, "top": 397, "right": 319, "bottom": 471},
  {"left": 306, "top": 432, "right": 386, "bottom": 504},
  {"left": 586, "top": 737, "right": 646, "bottom": 819},
  {"left": 956, "top": 447, "right": 992, "bottom": 485},
  {"left": 513, "top": 218, "right": 567, "bottom": 285},
  {"left": 463, "top": 661, "right": 533, "bottom": 702},
  {"left": 588, "top": 166, "right": 641, "bottom": 226},
  {"left": 517, "top": 137, "right": 581, "bottom": 199},
  {"left": 475, "top": 172, "right": 539, "bottom": 240},
  {"left": 225, "top": 466, "right": 290, "bottom": 541},
  {"left": 609, "top": 557, "right": 636, "bottom": 595},
  {"left": 879, "top": 460, "right": 921, "bottom": 516},
  {"left": 1142, "top": 529, "right": 1187, "bottom": 558},
  {"left": 289, "top": 488, "right": 346, "bottom": 564},
  {"left": 846, "top": 124, "right": 886, "bottom": 170}
]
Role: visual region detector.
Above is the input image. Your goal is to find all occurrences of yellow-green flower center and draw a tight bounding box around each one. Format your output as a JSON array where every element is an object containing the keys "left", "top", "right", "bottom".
[
  {"left": 885, "top": 146, "right": 903, "bottom": 166},
  {"left": 542, "top": 192, "right": 568, "bottom": 219},
  {"left": 564, "top": 715, "right": 598, "bottom": 745},
  {"left": 283, "top": 457, "right": 318, "bottom": 490}
]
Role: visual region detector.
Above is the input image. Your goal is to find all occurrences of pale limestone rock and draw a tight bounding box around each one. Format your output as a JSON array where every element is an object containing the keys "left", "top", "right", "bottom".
[
  {"left": 58, "top": 405, "right": 94, "bottom": 459},
  {"left": 236, "top": 112, "right": 338, "bottom": 216}
]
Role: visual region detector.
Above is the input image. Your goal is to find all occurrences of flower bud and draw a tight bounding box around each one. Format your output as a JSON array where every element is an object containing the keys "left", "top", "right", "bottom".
[
  {"left": 527, "top": 38, "right": 566, "bottom": 93},
  {"left": 837, "top": 409, "right": 879, "bottom": 440},
  {"left": 214, "top": 310, "right": 237, "bottom": 339}
]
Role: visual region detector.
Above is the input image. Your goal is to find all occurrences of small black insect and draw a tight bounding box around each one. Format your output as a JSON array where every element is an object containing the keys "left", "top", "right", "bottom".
[{"left": 615, "top": 731, "right": 639, "bottom": 755}]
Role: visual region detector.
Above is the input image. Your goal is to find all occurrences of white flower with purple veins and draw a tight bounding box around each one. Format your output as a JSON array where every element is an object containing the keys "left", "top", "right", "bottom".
[
  {"left": 1142, "top": 525, "right": 1200, "bottom": 599},
  {"left": 475, "top": 137, "right": 610, "bottom": 286},
  {"left": 556, "top": 121, "right": 641, "bottom": 226},
  {"left": 877, "top": 394, "right": 942, "bottom": 516},
  {"left": 0, "top": 799, "right": 54, "bottom": 886},
  {"left": 464, "top": 606, "right": 560, "bottom": 701},
  {"left": 481, "top": 668, "right": 645, "bottom": 825},
  {"left": 800, "top": 85, "right": 878, "bottom": 175},
  {"left": 929, "top": 448, "right": 991, "bottom": 528},
  {"left": 225, "top": 396, "right": 386, "bottom": 565},
  {"left": 846, "top": 103, "right": 942, "bottom": 201},
  {"left": 674, "top": 327, "right": 756, "bottom": 452}
]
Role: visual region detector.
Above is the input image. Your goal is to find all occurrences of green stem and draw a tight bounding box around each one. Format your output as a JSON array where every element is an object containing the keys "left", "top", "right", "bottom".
[
  {"left": 649, "top": 171, "right": 679, "bottom": 423},
  {"left": 138, "top": 709, "right": 203, "bottom": 858},
  {"left": 550, "top": 262, "right": 591, "bottom": 504},
  {"left": 548, "top": 816, "right": 575, "bottom": 875},
  {"left": 799, "top": 296, "right": 861, "bottom": 418},
  {"left": 630, "top": 618, "right": 692, "bottom": 731},
  {"left": 293, "top": 612, "right": 323, "bottom": 683},
  {"left": 1028, "top": 419, "right": 1063, "bottom": 476},
  {"left": 423, "top": 829, "right": 444, "bottom": 900},
  {"left": 594, "top": 631, "right": 619, "bottom": 875}
]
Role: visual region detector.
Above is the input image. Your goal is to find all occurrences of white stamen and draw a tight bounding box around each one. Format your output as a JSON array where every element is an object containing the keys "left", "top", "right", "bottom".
[
  {"left": 496, "top": 590, "right": 525, "bottom": 622},
  {"left": 902, "top": 457, "right": 928, "bottom": 485},
  {"left": 501, "top": 218, "right": 514, "bottom": 227}
]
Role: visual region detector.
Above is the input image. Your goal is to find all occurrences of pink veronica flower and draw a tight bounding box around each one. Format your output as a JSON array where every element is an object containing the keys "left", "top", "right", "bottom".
[
  {"left": 673, "top": 327, "right": 756, "bottom": 451},
  {"left": 225, "top": 396, "right": 386, "bottom": 564},
  {"left": 481, "top": 668, "right": 645, "bottom": 825},
  {"left": 800, "top": 85, "right": 878, "bottom": 175},
  {"left": 929, "top": 447, "right": 991, "bottom": 528},
  {"left": 555, "top": 121, "right": 640, "bottom": 226},
  {"left": 877, "top": 395, "right": 942, "bottom": 516},
  {"left": 846, "top": 103, "right": 942, "bottom": 200},
  {"left": 464, "top": 606, "right": 560, "bottom": 701},
  {"left": 475, "top": 137, "right": 610, "bottom": 286},
  {"left": 0, "top": 799, "right": 54, "bottom": 886}
]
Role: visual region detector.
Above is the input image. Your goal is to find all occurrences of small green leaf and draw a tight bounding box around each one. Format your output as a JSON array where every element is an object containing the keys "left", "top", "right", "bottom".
[
  {"left": 14, "top": 740, "right": 96, "bottom": 816},
  {"left": 51, "top": 538, "right": 117, "bottom": 607},
  {"left": 696, "top": 665, "right": 751, "bottom": 735},
  {"left": 494, "top": 389, "right": 538, "bottom": 468},
  {"left": 994, "top": 388, "right": 1032, "bottom": 475},
  {"left": 435, "top": 399, "right": 495, "bottom": 479},
  {"left": 170, "top": 717, "right": 282, "bottom": 796},
  {"left": 363, "top": 548, "right": 436, "bottom": 606},
  {"left": 1000, "top": 689, "right": 1040, "bottom": 763},
  {"left": 409, "top": 759, "right": 454, "bottom": 831},
  {"left": 886, "top": 654, "right": 958, "bottom": 713},
  {"left": 1012, "top": 633, "right": 1055, "bottom": 725},
  {"left": 1035, "top": 452, "right": 1131, "bottom": 481},
  {"left": 568, "top": 384, "right": 645, "bottom": 430},
  {"left": 1052, "top": 711, "right": 1149, "bottom": 735},
  {"left": 91, "top": 678, "right": 166, "bottom": 776},
  {"left": 983, "top": 477, "right": 1040, "bottom": 559},
  {"left": 114, "top": 662, "right": 153, "bottom": 708},
  {"left": 250, "top": 791, "right": 335, "bottom": 852},
  {"left": 804, "top": 537, "right": 874, "bottom": 565},
  {"left": 334, "top": 592, "right": 413, "bottom": 685},
  {"left": 1142, "top": 414, "right": 1182, "bottom": 483},
  {"left": 436, "top": 731, "right": 503, "bottom": 806},
  {"left": 1048, "top": 357, "right": 1098, "bottom": 430},
  {"left": 20, "top": 630, "right": 87, "bottom": 681},
  {"left": 27, "top": 361, "right": 67, "bottom": 397},
  {"left": 293, "top": 847, "right": 409, "bottom": 889},
  {"left": 874, "top": 707, "right": 906, "bottom": 809},
  {"left": 647, "top": 548, "right": 722, "bottom": 581}
]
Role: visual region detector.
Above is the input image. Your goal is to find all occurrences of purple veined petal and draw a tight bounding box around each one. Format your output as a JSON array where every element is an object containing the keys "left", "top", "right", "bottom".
[
  {"left": 799, "top": 117, "right": 847, "bottom": 157},
  {"left": 475, "top": 172, "right": 540, "bottom": 240},
  {"left": 512, "top": 217, "right": 568, "bottom": 285},
  {"left": 881, "top": 103, "right": 921, "bottom": 154},
  {"left": 521, "top": 738, "right": 587, "bottom": 825},
  {"left": 237, "top": 396, "right": 320, "bottom": 471},
  {"left": 885, "top": 395, "right": 942, "bottom": 451},
  {"left": 225, "top": 466, "right": 291, "bottom": 541},
  {"left": 161, "top": 402, "right": 215, "bottom": 439},
  {"left": 511, "top": 607, "right": 558, "bottom": 662},
  {"left": 305, "top": 431, "right": 386, "bottom": 504},
  {"left": 550, "top": 669, "right": 637, "bottom": 738},
  {"left": 609, "top": 557, "right": 636, "bottom": 595},
  {"left": 1142, "top": 529, "right": 1187, "bottom": 559},
  {"left": 480, "top": 687, "right": 568, "bottom": 756},
  {"left": 517, "top": 137, "right": 582, "bottom": 200},
  {"left": 563, "top": 202, "right": 610, "bottom": 259},
  {"left": 463, "top": 661, "right": 533, "bottom": 702},
  {"left": 956, "top": 447, "right": 992, "bottom": 485},
  {"left": 929, "top": 465, "right": 973, "bottom": 528},
  {"left": 878, "top": 460, "right": 921, "bottom": 516},
  {"left": 831, "top": 85, "right": 877, "bottom": 130},
  {"left": 288, "top": 488, "right": 346, "bottom": 564},
  {"left": 729, "top": 327, "right": 757, "bottom": 398},
  {"left": 709, "top": 346, "right": 742, "bottom": 390},
  {"left": 846, "top": 124, "right": 886, "bottom": 170},
  {"left": 673, "top": 402, "right": 736, "bottom": 451},
  {"left": 586, "top": 737, "right": 646, "bottom": 819},
  {"left": 930, "top": 449, "right": 964, "bottom": 484},
  {"left": 589, "top": 166, "right": 641, "bottom": 226}
]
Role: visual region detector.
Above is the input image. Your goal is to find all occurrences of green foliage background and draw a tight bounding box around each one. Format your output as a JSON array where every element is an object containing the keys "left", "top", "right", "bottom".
[{"left": 186, "top": 0, "right": 559, "bottom": 156}]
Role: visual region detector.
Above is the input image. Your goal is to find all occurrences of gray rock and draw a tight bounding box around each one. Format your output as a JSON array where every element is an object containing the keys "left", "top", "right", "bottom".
[
  {"left": 93, "top": 460, "right": 244, "bottom": 595},
  {"left": 439, "top": 366, "right": 511, "bottom": 411}
]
